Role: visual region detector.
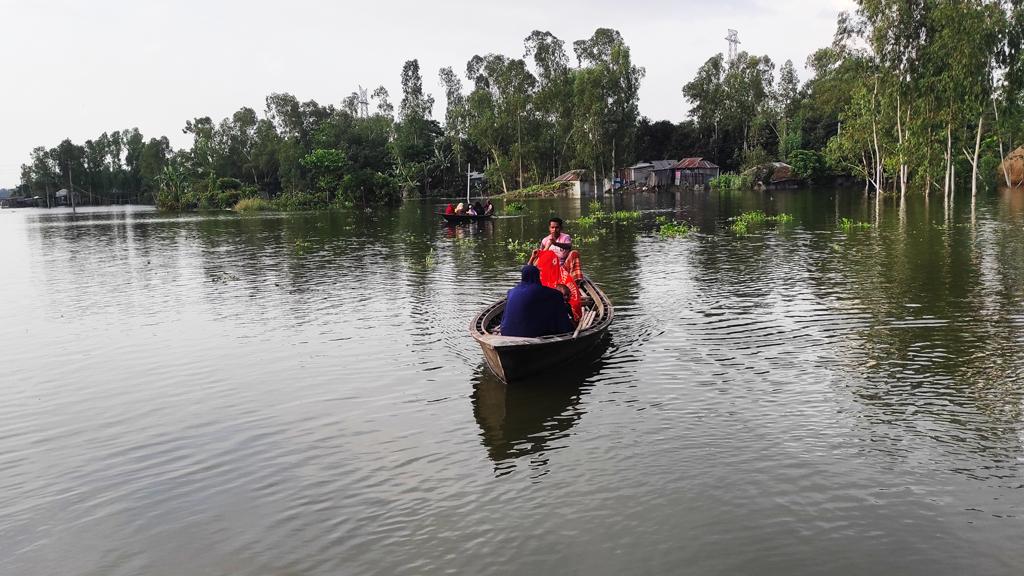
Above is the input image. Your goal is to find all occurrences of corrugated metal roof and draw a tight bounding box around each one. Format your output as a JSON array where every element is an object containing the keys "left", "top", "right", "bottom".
[
  {"left": 674, "top": 158, "right": 719, "bottom": 170},
  {"left": 650, "top": 160, "right": 677, "bottom": 171},
  {"left": 629, "top": 162, "right": 654, "bottom": 169}
]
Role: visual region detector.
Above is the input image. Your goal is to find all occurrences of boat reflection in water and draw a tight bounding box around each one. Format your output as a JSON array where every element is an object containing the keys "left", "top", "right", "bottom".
[{"left": 470, "top": 336, "right": 609, "bottom": 475}]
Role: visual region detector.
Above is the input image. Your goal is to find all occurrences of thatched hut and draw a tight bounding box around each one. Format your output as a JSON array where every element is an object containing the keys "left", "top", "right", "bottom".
[{"left": 999, "top": 146, "right": 1024, "bottom": 188}]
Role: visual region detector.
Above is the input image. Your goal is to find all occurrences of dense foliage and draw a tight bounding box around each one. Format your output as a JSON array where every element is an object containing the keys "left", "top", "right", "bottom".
[
  {"left": 684, "top": 0, "right": 1024, "bottom": 197},
  {"left": 15, "top": 8, "right": 1024, "bottom": 208}
]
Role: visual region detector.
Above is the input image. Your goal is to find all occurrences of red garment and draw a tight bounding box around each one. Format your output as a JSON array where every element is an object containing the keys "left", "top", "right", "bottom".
[
  {"left": 444, "top": 204, "right": 454, "bottom": 215},
  {"left": 534, "top": 250, "right": 582, "bottom": 322}
]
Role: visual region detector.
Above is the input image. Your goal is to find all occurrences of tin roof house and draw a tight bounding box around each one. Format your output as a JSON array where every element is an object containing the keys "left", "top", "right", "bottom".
[{"left": 674, "top": 158, "right": 721, "bottom": 189}]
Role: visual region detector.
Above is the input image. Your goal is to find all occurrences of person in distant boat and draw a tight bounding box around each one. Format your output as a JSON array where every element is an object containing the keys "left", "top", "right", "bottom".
[
  {"left": 483, "top": 200, "right": 494, "bottom": 216},
  {"left": 445, "top": 203, "right": 455, "bottom": 215},
  {"left": 455, "top": 202, "right": 466, "bottom": 215},
  {"left": 528, "top": 217, "right": 583, "bottom": 285},
  {"left": 467, "top": 204, "right": 478, "bottom": 216},
  {"left": 500, "top": 265, "right": 575, "bottom": 337},
  {"left": 473, "top": 201, "right": 484, "bottom": 215}
]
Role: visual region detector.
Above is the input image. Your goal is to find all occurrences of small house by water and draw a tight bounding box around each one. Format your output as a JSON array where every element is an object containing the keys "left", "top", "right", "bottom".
[
  {"left": 54, "top": 188, "right": 81, "bottom": 206},
  {"left": 627, "top": 160, "right": 677, "bottom": 188},
  {"left": 553, "top": 169, "right": 594, "bottom": 197},
  {"left": 674, "top": 158, "right": 721, "bottom": 188}
]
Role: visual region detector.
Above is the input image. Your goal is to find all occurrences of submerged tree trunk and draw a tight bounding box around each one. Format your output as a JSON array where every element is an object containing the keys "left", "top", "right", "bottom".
[
  {"left": 896, "top": 92, "right": 907, "bottom": 202},
  {"left": 862, "top": 152, "right": 870, "bottom": 193},
  {"left": 962, "top": 112, "right": 984, "bottom": 200},
  {"left": 871, "top": 76, "right": 883, "bottom": 195},
  {"left": 492, "top": 149, "right": 508, "bottom": 195},
  {"left": 993, "top": 98, "right": 1011, "bottom": 189},
  {"left": 943, "top": 122, "right": 952, "bottom": 207},
  {"left": 517, "top": 113, "right": 523, "bottom": 189}
]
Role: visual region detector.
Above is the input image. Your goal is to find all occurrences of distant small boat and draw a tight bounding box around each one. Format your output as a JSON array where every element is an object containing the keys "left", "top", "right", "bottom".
[
  {"left": 441, "top": 212, "right": 493, "bottom": 224},
  {"left": 470, "top": 276, "right": 613, "bottom": 384}
]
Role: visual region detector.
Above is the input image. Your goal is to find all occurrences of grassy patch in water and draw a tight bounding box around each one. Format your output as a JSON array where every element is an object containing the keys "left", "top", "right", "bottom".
[
  {"left": 656, "top": 216, "right": 693, "bottom": 238},
  {"left": 573, "top": 206, "right": 641, "bottom": 227},
  {"left": 607, "top": 210, "right": 641, "bottom": 223},
  {"left": 838, "top": 217, "right": 872, "bottom": 231},
  {"left": 729, "top": 211, "right": 794, "bottom": 234}
]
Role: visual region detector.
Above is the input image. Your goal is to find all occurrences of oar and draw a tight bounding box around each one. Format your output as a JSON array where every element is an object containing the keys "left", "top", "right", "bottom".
[{"left": 573, "top": 309, "right": 595, "bottom": 338}]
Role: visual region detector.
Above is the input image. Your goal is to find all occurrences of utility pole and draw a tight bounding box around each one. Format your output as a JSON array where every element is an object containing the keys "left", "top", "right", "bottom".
[
  {"left": 358, "top": 86, "right": 370, "bottom": 118},
  {"left": 725, "top": 30, "right": 741, "bottom": 62},
  {"left": 68, "top": 159, "right": 76, "bottom": 213}
]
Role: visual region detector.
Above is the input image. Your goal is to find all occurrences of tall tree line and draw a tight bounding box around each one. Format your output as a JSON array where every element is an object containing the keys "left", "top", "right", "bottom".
[
  {"left": 18, "top": 13, "right": 1023, "bottom": 206},
  {"left": 681, "top": 0, "right": 1024, "bottom": 194}
]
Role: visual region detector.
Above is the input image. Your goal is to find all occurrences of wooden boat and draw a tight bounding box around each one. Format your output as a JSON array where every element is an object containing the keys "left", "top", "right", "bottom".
[
  {"left": 441, "top": 212, "right": 493, "bottom": 224},
  {"left": 470, "top": 275, "right": 613, "bottom": 384}
]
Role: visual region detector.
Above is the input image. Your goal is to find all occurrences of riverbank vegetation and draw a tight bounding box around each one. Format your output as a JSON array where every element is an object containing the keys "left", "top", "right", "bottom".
[
  {"left": 13, "top": 2, "right": 1023, "bottom": 209},
  {"left": 502, "top": 182, "right": 574, "bottom": 200}
]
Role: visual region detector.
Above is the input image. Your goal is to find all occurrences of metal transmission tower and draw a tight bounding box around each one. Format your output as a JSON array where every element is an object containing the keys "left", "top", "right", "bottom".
[
  {"left": 358, "top": 85, "right": 370, "bottom": 118},
  {"left": 725, "top": 29, "right": 741, "bottom": 61}
]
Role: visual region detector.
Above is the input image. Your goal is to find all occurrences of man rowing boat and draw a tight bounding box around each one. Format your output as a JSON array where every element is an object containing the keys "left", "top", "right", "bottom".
[{"left": 527, "top": 217, "right": 583, "bottom": 285}]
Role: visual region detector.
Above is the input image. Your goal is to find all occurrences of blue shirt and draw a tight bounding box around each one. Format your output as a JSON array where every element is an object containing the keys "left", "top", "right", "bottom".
[{"left": 500, "top": 266, "right": 575, "bottom": 338}]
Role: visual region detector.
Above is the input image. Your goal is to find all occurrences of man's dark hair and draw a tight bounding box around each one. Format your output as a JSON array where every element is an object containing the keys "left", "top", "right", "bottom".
[{"left": 549, "top": 217, "right": 563, "bottom": 226}]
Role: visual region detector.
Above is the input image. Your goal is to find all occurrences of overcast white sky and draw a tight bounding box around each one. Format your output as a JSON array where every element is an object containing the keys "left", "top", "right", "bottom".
[{"left": 0, "top": 0, "right": 855, "bottom": 187}]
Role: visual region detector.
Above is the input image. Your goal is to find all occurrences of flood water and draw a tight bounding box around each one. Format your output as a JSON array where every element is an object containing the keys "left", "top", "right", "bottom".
[{"left": 1, "top": 188, "right": 1022, "bottom": 575}]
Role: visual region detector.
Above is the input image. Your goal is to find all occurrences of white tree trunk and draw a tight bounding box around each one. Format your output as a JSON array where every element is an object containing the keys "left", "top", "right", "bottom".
[
  {"left": 962, "top": 113, "right": 984, "bottom": 200},
  {"left": 943, "top": 122, "right": 952, "bottom": 206},
  {"left": 993, "top": 98, "right": 1011, "bottom": 188}
]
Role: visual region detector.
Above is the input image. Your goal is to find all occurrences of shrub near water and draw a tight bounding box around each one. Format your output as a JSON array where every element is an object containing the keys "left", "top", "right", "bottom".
[
  {"left": 234, "top": 197, "right": 272, "bottom": 212},
  {"left": 505, "top": 201, "right": 526, "bottom": 214},
  {"left": 710, "top": 173, "right": 753, "bottom": 191},
  {"left": 271, "top": 191, "right": 325, "bottom": 211}
]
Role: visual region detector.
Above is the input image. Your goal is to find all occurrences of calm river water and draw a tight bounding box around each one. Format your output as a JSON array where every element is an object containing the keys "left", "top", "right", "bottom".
[{"left": 1, "top": 189, "right": 1022, "bottom": 575}]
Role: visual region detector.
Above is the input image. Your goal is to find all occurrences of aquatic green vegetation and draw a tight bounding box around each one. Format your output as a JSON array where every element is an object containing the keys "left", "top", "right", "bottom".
[
  {"left": 574, "top": 207, "right": 640, "bottom": 227},
  {"left": 729, "top": 211, "right": 794, "bottom": 234},
  {"left": 233, "top": 197, "right": 272, "bottom": 212},
  {"left": 838, "top": 218, "right": 872, "bottom": 231},
  {"left": 730, "top": 220, "right": 751, "bottom": 235},
  {"left": 656, "top": 216, "right": 693, "bottom": 238},
  {"left": 588, "top": 200, "right": 603, "bottom": 213},
  {"left": 424, "top": 248, "right": 436, "bottom": 269},
  {"left": 505, "top": 201, "right": 526, "bottom": 214},
  {"left": 607, "top": 210, "right": 641, "bottom": 223},
  {"left": 505, "top": 239, "right": 534, "bottom": 261}
]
